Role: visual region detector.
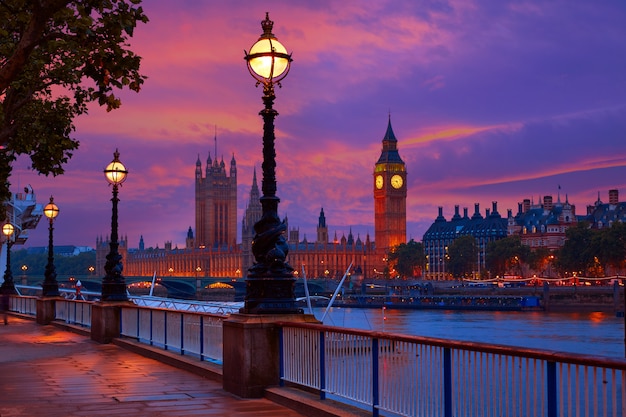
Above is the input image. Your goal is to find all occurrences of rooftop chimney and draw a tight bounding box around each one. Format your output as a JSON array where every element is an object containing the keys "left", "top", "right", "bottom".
[
  {"left": 609, "top": 189, "right": 619, "bottom": 205},
  {"left": 543, "top": 195, "right": 553, "bottom": 211}
]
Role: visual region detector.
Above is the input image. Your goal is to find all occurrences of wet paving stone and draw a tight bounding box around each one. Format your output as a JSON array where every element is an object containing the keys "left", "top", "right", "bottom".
[{"left": 0, "top": 317, "right": 306, "bottom": 417}]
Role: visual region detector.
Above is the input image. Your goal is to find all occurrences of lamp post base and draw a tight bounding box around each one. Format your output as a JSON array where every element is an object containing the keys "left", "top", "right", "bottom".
[
  {"left": 240, "top": 277, "right": 302, "bottom": 314},
  {"left": 101, "top": 281, "right": 128, "bottom": 302},
  {"left": 0, "top": 281, "right": 16, "bottom": 295},
  {"left": 41, "top": 282, "right": 59, "bottom": 297}
]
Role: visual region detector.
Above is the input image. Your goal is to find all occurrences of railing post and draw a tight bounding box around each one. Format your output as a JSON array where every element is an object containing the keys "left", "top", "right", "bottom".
[
  {"left": 444, "top": 347, "right": 452, "bottom": 417},
  {"left": 372, "top": 337, "right": 379, "bottom": 417},
  {"left": 547, "top": 361, "right": 557, "bottom": 417},
  {"left": 180, "top": 313, "right": 184, "bottom": 355},
  {"left": 136, "top": 308, "right": 140, "bottom": 339},
  {"left": 164, "top": 311, "right": 168, "bottom": 350},
  {"left": 149, "top": 309, "right": 153, "bottom": 346},
  {"left": 320, "top": 330, "right": 326, "bottom": 400},
  {"left": 118, "top": 306, "right": 123, "bottom": 334},
  {"left": 279, "top": 327, "right": 285, "bottom": 387},
  {"left": 200, "top": 315, "right": 205, "bottom": 360}
]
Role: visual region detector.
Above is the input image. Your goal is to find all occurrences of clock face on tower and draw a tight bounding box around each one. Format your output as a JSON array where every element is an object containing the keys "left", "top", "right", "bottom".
[
  {"left": 375, "top": 175, "right": 383, "bottom": 189},
  {"left": 391, "top": 174, "right": 403, "bottom": 189}
]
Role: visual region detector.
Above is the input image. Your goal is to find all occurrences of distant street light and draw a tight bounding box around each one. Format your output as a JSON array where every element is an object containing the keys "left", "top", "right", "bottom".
[
  {"left": 42, "top": 196, "right": 60, "bottom": 296},
  {"left": 1, "top": 223, "right": 16, "bottom": 294},
  {"left": 101, "top": 149, "right": 128, "bottom": 301},
  {"left": 241, "top": 13, "right": 300, "bottom": 314}
]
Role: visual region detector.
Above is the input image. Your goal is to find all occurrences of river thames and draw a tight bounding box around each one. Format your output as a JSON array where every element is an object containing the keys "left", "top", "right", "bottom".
[{"left": 316, "top": 307, "right": 625, "bottom": 359}]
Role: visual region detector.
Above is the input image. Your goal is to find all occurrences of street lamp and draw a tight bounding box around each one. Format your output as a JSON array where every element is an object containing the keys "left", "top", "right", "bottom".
[
  {"left": 102, "top": 149, "right": 128, "bottom": 301},
  {"left": 241, "top": 13, "right": 300, "bottom": 314},
  {"left": 1, "top": 222, "right": 16, "bottom": 294},
  {"left": 42, "top": 196, "right": 60, "bottom": 296}
]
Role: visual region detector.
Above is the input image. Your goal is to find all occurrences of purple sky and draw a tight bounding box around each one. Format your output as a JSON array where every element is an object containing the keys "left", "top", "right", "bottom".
[{"left": 12, "top": 0, "right": 626, "bottom": 249}]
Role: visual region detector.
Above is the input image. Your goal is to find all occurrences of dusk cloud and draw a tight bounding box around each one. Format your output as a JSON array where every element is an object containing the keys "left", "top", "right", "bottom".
[{"left": 12, "top": 0, "right": 626, "bottom": 250}]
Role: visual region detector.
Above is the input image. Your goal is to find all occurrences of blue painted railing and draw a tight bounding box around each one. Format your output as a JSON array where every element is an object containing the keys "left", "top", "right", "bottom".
[
  {"left": 279, "top": 321, "right": 626, "bottom": 417},
  {"left": 119, "top": 305, "right": 225, "bottom": 364}
]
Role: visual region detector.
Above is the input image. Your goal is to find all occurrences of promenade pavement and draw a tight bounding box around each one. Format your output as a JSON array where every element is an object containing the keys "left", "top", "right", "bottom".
[{"left": 0, "top": 316, "right": 307, "bottom": 417}]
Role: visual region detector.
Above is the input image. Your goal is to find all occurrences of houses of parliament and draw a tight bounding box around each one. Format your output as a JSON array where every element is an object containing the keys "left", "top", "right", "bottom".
[{"left": 96, "top": 118, "right": 408, "bottom": 281}]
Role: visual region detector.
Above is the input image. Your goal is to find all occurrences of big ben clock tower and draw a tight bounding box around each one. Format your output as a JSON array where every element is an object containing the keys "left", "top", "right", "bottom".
[{"left": 374, "top": 116, "right": 407, "bottom": 253}]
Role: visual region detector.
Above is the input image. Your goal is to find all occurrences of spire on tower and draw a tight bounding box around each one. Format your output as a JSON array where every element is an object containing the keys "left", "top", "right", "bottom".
[{"left": 214, "top": 125, "right": 218, "bottom": 159}]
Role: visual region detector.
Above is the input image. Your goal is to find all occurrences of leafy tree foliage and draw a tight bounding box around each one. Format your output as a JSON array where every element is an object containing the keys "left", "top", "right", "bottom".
[
  {"left": 593, "top": 221, "right": 626, "bottom": 272},
  {"left": 0, "top": 0, "right": 148, "bottom": 215},
  {"left": 554, "top": 222, "right": 595, "bottom": 276},
  {"left": 387, "top": 239, "right": 425, "bottom": 278},
  {"left": 445, "top": 235, "right": 478, "bottom": 278},
  {"left": 480, "top": 223, "right": 626, "bottom": 278},
  {"left": 552, "top": 221, "right": 626, "bottom": 277},
  {"left": 526, "top": 246, "right": 550, "bottom": 272},
  {"left": 485, "top": 235, "right": 530, "bottom": 277},
  {"left": 11, "top": 248, "right": 96, "bottom": 278}
]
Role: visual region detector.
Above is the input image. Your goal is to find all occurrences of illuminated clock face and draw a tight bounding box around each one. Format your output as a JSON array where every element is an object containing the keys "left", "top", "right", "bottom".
[
  {"left": 375, "top": 175, "right": 383, "bottom": 189},
  {"left": 391, "top": 174, "right": 403, "bottom": 189}
]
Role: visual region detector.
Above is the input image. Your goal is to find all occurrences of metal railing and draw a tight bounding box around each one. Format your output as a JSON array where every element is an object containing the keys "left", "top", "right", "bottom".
[
  {"left": 7, "top": 296, "right": 225, "bottom": 365},
  {"left": 129, "top": 295, "right": 241, "bottom": 315},
  {"left": 279, "top": 322, "right": 626, "bottom": 417},
  {"left": 120, "top": 305, "right": 225, "bottom": 364},
  {"left": 8, "top": 295, "right": 37, "bottom": 315},
  {"left": 55, "top": 299, "right": 92, "bottom": 327}
]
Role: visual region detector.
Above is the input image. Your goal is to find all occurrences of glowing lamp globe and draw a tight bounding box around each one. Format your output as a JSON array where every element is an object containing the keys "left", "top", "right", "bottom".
[
  {"left": 245, "top": 13, "right": 292, "bottom": 85},
  {"left": 104, "top": 149, "right": 128, "bottom": 185},
  {"left": 44, "top": 197, "right": 59, "bottom": 220},
  {"left": 2, "top": 223, "right": 14, "bottom": 237}
]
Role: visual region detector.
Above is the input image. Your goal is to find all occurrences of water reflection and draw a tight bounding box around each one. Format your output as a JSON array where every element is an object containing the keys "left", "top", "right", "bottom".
[{"left": 316, "top": 307, "right": 624, "bottom": 358}]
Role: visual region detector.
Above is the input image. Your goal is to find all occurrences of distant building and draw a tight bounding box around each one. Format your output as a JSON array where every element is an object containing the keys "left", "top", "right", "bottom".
[
  {"left": 96, "top": 235, "right": 128, "bottom": 276},
  {"left": 27, "top": 245, "right": 94, "bottom": 257},
  {"left": 241, "top": 168, "right": 261, "bottom": 277},
  {"left": 422, "top": 189, "right": 625, "bottom": 280},
  {"left": 2, "top": 187, "right": 43, "bottom": 286},
  {"left": 374, "top": 116, "right": 407, "bottom": 253},
  {"left": 423, "top": 202, "right": 507, "bottom": 280},
  {"left": 508, "top": 194, "right": 577, "bottom": 251},
  {"left": 98, "top": 119, "right": 407, "bottom": 281},
  {"left": 194, "top": 137, "right": 237, "bottom": 249},
  {"left": 585, "top": 189, "right": 626, "bottom": 229}
]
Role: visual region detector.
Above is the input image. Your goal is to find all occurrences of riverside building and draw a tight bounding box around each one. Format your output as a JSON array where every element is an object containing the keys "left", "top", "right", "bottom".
[{"left": 422, "top": 189, "right": 624, "bottom": 280}]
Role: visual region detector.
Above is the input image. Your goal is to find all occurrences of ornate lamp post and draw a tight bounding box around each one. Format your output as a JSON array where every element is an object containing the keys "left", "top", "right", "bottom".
[
  {"left": 1, "top": 223, "right": 16, "bottom": 294},
  {"left": 102, "top": 149, "right": 128, "bottom": 301},
  {"left": 42, "top": 196, "right": 60, "bottom": 296},
  {"left": 241, "top": 13, "right": 300, "bottom": 314}
]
